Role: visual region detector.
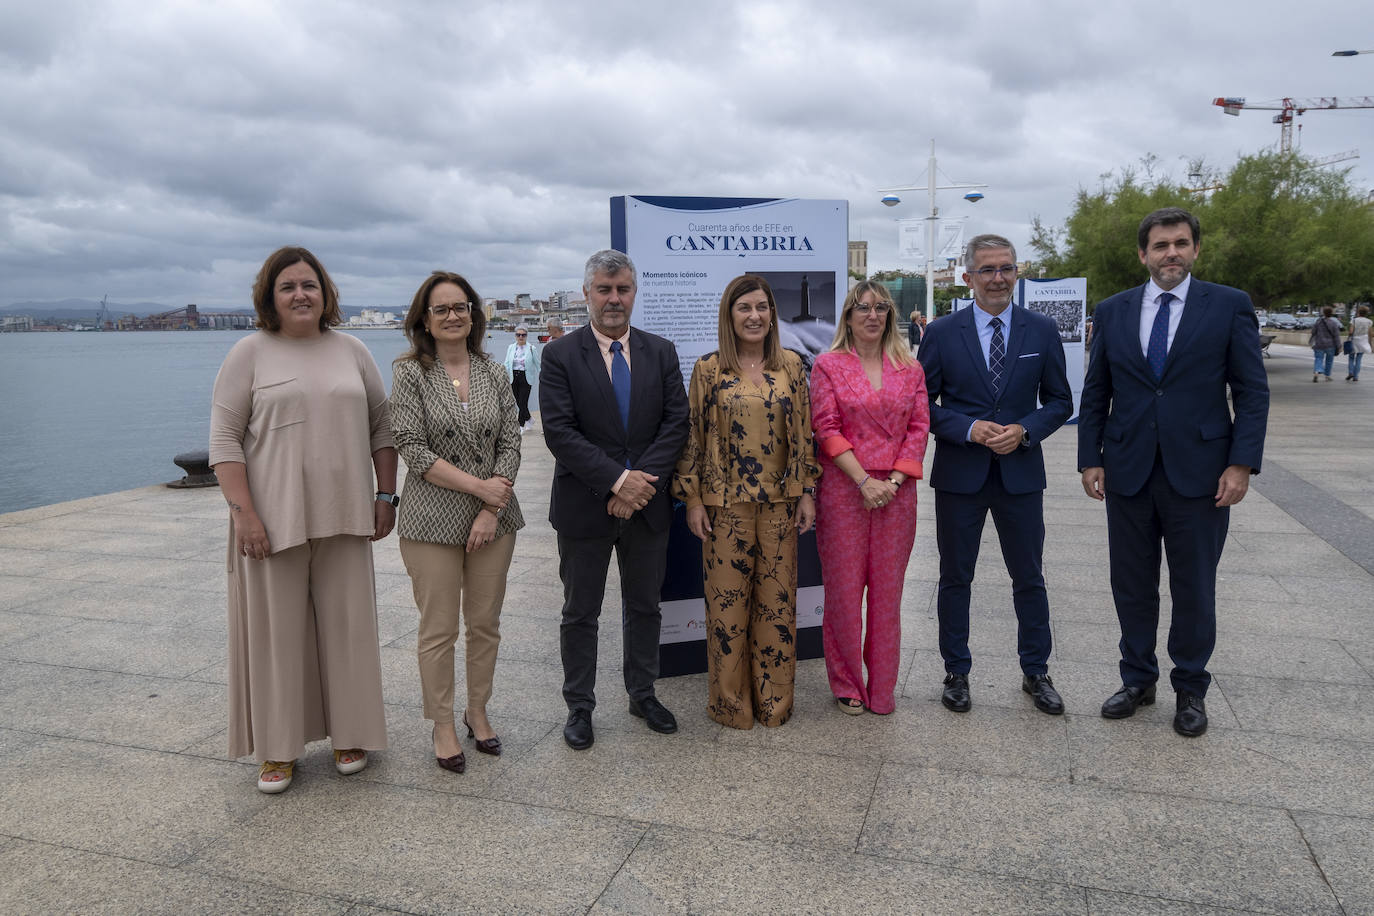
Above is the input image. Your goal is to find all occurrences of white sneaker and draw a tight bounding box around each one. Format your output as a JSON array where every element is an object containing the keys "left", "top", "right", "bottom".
[{"left": 522, "top": 420, "right": 533, "bottom": 431}]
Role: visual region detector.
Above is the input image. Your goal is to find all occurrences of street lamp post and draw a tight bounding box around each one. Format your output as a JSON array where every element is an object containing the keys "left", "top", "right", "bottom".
[{"left": 879, "top": 140, "right": 988, "bottom": 321}]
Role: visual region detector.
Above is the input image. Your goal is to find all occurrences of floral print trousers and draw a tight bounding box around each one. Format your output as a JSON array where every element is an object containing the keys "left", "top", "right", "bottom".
[{"left": 703, "top": 500, "right": 797, "bottom": 728}]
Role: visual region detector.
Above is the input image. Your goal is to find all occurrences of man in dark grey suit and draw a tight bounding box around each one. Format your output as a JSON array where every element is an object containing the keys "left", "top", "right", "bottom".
[{"left": 538, "top": 250, "right": 690, "bottom": 749}]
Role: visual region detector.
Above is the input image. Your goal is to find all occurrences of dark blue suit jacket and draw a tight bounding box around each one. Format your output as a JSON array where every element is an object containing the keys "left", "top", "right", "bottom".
[
  {"left": 539, "top": 325, "right": 689, "bottom": 538},
  {"left": 1077, "top": 279, "right": 1269, "bottom": 499},
  {"left": 917, "top": 305, "right": 1072, "bottom": 495}
]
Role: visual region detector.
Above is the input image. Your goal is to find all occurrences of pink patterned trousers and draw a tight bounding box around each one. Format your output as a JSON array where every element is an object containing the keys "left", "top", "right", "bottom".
[{"left": 815, "top": 468, "right": 919, "bottom": 714}]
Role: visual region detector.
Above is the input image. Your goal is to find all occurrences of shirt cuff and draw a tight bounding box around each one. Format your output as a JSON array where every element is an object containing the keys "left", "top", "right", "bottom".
[
  {"left": 893, "top": 459, "right": 923, "bottom": 479},
  {"left": 610, "top": 469, "right": 630, "bottom": 495},
  {"left": 817, "top": 434, "right": 854, "bottom": 459}
]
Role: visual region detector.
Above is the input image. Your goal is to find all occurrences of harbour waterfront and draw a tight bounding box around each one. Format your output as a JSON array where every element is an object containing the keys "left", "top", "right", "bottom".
[{"left": 0, "top": 328, "right": 531, "bottom": 515}]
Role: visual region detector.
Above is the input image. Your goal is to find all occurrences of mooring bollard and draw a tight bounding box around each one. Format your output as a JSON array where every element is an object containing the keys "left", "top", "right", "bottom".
[{"left": 167, "top": 449, "right": 218, "bottom": 489}]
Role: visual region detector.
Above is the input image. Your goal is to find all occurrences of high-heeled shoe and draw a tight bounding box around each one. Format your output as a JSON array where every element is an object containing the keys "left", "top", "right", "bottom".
[
  {"left": 464, "top": 712, "right": 502, "bottom": 756},
  {"left": 432, "top": 724, "right": 465, "bottom": 773}
]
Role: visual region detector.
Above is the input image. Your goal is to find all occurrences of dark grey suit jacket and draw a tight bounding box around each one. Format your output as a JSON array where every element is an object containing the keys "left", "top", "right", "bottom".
[{"left": 538, "top": 325, "right": 689, "bottom": 538}]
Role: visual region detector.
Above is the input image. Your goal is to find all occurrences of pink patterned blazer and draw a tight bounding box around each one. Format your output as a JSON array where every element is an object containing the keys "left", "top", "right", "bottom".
[{"left": 810, "top": 350, "right": 930, "bottom": 478}]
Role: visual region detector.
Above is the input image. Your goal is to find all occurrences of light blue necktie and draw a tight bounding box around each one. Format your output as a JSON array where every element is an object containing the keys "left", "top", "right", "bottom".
[
  {"left": 1147, "top": 292, "right": 1174, "bottom": 379},
  {"left": 610, "top": 339, "right": 631, "bottom": 430}
]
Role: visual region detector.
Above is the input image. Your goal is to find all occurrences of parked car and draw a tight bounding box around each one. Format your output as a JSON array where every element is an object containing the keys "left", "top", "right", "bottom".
[
  {"left": 1294, "top": 316, "right": 1318, "bottom": 330},
  {"left": 1270, "top": 315, "right": 1298, "bottom": 330}
]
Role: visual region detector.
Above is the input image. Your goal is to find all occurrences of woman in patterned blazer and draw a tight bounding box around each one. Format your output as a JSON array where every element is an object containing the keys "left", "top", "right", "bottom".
[
  {"left": 391, "top": 271, "right": 524, "bottom": 774},
  {"left": 673, "top": 275, "right": 819, "bottom": 729}
]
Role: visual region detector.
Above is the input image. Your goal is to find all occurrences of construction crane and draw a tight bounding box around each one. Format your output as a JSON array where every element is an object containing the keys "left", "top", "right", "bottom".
[{"left": 1212, "top": 96, "right": 1374, "bottom": 154}]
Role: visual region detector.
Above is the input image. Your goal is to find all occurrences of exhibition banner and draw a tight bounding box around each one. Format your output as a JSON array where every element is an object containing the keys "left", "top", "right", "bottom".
[
  {"left": 1017, "top": 277, "right": 1087, "bottom": 422},
  {"left": 610, "top": 195, "right": 848, "bottom": 675}
]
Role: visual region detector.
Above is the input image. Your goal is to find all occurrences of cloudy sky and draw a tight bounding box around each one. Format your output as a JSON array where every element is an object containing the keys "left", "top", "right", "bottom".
[{"left": 3, "top": 0, "right": 1372, "bottom": 309}]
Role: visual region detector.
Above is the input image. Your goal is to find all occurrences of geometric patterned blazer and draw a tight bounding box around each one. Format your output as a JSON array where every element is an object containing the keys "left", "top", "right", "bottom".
[{"left": 390, "top": 354, "right": 525, "bottom": 545}]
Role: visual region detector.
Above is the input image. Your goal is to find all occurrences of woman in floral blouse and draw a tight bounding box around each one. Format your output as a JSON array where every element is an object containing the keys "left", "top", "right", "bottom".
[{"left": 673, "top": 275, "right": 819, "bottom": 728}]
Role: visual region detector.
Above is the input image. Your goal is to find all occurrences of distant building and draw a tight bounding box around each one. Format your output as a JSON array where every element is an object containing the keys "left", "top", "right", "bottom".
[
  {"left": 1, "top": 315, "right": 34, "bottom": 332},
  {"left": 848, "top": 241, "right": 868, "bottom": 277}
]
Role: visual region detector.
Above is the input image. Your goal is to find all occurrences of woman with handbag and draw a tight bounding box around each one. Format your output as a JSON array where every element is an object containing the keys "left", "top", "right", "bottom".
[{"left": 1310, "top": 306, "right": 1343, "bottom": 382}]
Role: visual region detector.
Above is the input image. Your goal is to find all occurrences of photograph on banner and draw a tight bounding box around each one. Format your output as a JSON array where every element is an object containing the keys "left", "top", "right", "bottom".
[
  {"left": 897, "top": 217, "right": 965, "bottom": 263},
  {"left": 609, "top": 195, "right": 847, "bottom": 675},
  {"left": 1018, "top": 277, "right": 1087, "bottom": 421}
]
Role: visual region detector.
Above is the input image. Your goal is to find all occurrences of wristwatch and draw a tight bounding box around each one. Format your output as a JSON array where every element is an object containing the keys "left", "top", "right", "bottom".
[
  {"left": 801, "top": 486, "right": 816, "bottom": 496},
  {"left": 376, "top": 491, "right": 400, "bottom": 507}
]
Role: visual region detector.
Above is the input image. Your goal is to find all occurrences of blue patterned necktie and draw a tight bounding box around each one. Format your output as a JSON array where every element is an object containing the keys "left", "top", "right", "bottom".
[
  {"left": 988, "top": 316, "right": 1005, "bottom": 392},
  {"left": 1147, "top": 292, "right": 1175, "bottom": 379},
  {"left": 610, "top": 339, "right": 631, "bottom": 429}
]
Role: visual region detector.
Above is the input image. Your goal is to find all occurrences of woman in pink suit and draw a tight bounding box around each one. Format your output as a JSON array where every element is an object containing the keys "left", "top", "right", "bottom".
[{"left": 811, "top": 281, "right": 929, "bottom": 715}]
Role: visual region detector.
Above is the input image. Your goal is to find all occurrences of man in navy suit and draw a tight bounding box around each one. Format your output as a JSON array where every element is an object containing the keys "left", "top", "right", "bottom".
[
  {"left": 539, "top": 250, "right": 690, "bottom": 749},
  {"left": 917, "top": 234, "right": 1073, "bottom": 715},
  {"left": 1079, "top": 208, "right": 1269, "bottom": 737}
]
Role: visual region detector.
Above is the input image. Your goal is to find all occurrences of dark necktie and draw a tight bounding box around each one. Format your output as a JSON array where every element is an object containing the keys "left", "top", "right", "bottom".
[
  {"left": 610, "top": 339, "right": 631, "bottom": 429},
  {"left": 1147, "top": 292, "right": 1174, "bottom": 379},
  {"left": 988, "top": 316, "right": 1005, "bottom": 392}
]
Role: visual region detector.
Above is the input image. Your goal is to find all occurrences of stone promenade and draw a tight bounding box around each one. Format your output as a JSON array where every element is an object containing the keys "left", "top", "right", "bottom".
[{"left": 1, "top": 341, "right": 1371, "bottom": 914}]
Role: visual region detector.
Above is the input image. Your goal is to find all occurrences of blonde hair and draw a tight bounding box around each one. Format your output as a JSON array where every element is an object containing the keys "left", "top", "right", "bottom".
[
  {"left": 829, "top": 280, "right": 915, "bottom": 366},
  {"left": 716, "top": 275, "right": 783, "bottom": 374}
]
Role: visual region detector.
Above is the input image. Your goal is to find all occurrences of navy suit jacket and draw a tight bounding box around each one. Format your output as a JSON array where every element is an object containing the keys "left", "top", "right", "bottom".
[
  {"left": 917, "top": 304, "right": 1072, "bottom": 495},
  {"left": 538, "top": 325, "right": 690, "bottom": 538},
  {"left": 1077, "top": 278, "right": 1269, "bottom": 499}
]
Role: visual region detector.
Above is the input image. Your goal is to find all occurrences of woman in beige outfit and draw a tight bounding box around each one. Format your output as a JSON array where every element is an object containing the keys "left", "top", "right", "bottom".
[
  {"left": 210, "top": 247, "right": 397, "bottom": 794},
  {"left": 392, "top": 272, "right": 524, "bottom": 774}
]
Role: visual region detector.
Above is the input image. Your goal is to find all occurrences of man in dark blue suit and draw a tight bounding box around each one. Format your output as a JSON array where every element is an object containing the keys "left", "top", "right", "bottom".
[
  {"left": 539, "top": 250, "right": 690, "bottom": 749},
  {"left": 1079, "top": 208, "right": 1269, "bottom": 737},
  {"left": 917, "top": 234, "right": 1073, "bottom": 715}
]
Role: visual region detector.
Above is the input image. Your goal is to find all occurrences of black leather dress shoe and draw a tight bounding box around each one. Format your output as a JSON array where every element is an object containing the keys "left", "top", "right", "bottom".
[
  {"left": 1173, "top": 693, "right": 1208, "bottom": 737},
  {"left": 1022, "top": 673, "right": 1064, "bottom": 715},
  {"left": 1100, "top": 683, "right": 1156, "bottom": 719},
  {"left": 941, "top": 673, "right": 971, "bottom": 712},
  {"left": 629, "top": 696, "right": 678, "bottom": 734},
  {"left": 563, "top": 708, "right": 594, "bottom": 750}
]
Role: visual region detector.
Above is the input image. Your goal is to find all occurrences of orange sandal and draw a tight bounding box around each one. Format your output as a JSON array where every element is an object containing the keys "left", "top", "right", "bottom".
[
  {"left": 257, "top": 760, "right": 295, "bottom": 793},
  {"left": 333, "top": 748, "right": 367, "bottom": 775}
]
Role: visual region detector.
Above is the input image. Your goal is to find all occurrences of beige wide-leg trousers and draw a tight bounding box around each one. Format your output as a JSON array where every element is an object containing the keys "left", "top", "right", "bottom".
[
  {"left": 227, "top": 533, "right": 388, "bottom": 762},
  {"left": 400, "top": 534, "right": 515, "bottom": 723}
]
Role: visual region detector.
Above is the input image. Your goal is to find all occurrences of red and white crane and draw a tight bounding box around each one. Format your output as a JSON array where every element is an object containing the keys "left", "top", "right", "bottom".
[{"left": 1212, "top": 96, "right": 1374, "bottom": 154}]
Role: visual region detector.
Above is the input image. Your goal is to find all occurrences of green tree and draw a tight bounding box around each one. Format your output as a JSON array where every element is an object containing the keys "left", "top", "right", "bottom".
[
  {"left": 1033, "top": 162, "right": 1193, "bottom": 304},
  {"left": 1203, "top": 153, "right": 1374, "bottom": 310},
  {"left": 1033, "top": 151, "right": 1374, "bottom": 311}
]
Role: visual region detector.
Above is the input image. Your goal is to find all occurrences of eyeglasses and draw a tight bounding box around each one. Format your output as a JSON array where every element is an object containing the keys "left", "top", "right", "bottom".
[
  {"left": 515, "top": 333, "right": 527, "bottom": 338},
  {"left": 428, "top": 303, "right": 470, "bottom": 318},
  {"left": 853, "top": 304, "right": 891, "bottom": 316},
  {"left": 971, "top": 265, "right": 1018, "bottom": 279}
]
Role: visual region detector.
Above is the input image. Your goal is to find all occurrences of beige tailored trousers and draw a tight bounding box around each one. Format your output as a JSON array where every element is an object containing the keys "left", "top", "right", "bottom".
[{"left": 400, "top": 534, "right": 515, "bottom": 723}]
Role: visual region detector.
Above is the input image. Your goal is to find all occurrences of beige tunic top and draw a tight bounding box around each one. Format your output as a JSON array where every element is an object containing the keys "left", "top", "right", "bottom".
[
  {"left": 210, "top": 330, "right": 393, "bottom": 554},
  {"left": 391, "top": 354, "right": 525, "bottom": 545}
]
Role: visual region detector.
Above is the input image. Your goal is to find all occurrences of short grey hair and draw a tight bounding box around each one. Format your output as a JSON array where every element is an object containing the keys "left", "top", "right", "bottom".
[
  {"left": 963, "top": 233, "right": 1016, "bottom": 266},
  {"left": 546, "top": 315, "right": 563, "bottom": 328},
  {"left": 583, "top": 249, "right": 637, "bottom": 290},
  {"left": 515, "top": 324, "right": 529, "bottom": 334}
]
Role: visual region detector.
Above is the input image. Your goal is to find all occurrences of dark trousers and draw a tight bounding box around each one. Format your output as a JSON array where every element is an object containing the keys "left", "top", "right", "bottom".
[
  {"left": 934, "top": 464, "right": 1051, "bottom": 676},
  {"left": 557, "top": 517, "right": 669, "bottom": 711},
  {"left": 511, "top": 370, "right": 532, "bottom": 425},
  {"left": 1105, "top": 454, "right": 1228, "bottom": 697}
]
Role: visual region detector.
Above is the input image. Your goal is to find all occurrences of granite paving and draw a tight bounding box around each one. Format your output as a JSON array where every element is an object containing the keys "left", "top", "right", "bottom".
[{"left": 0, "top": 340, "right": 1369, "bottom": 914}]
